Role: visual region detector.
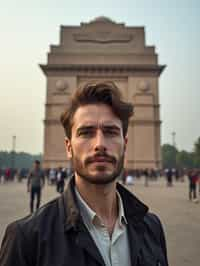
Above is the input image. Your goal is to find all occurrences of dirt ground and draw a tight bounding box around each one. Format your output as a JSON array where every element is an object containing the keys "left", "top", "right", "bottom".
[{"left": 0, "top": 177, "right": 199, "bottom": 266}]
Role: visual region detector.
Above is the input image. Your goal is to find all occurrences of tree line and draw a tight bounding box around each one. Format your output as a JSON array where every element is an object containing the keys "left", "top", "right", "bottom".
[
  {"left": 0, "top": 151, "right": 42, "bottom": 169},
  {"left": 162, "top": 137, "right": 200, "bottom": 169}
]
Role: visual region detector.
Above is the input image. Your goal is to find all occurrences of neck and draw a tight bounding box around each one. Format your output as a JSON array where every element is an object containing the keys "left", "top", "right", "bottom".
[{"left": 75, "top": 174, "right": 118, "bottom": 234}]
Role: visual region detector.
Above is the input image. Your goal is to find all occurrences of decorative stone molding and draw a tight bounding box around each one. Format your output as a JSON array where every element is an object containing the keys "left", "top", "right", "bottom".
[
  {"left": 45, "top": 103, "right": 68, "bottom": 106},
  {"left": 133, "top": 103, "right": 160, "bottom": 107},
  {"left": 73, "top": 33, "right": 134, "bottom": 43},
  {"left": 40, "top": 64, "right": 165, "bottom": 77},
  {"left": 129, "top": 120, "right": 162, "bottom": 125},
  {"left": 53, "top": 80, "right": 69, "bottom": 95},
  {"left": 137, "top": 80, "right": 150, "bottom": 93},
  {"left": 129, "top": 160, "right": 161, "bottom": 163},
  {"left": 43, "top": 119, "right": 60, "bottom": 125}
]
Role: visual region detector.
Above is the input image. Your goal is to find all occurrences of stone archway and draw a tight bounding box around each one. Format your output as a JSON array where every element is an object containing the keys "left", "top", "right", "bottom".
[{"left": 40, "top": 17, "right": 165, "bottom": 169}]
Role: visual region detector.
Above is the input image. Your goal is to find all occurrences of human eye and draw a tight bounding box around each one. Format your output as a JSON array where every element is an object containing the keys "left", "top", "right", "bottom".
[
  {"left": 103, "top": 127, "right": 120, "bottom": 137},
  {"left": 77, "top": 127, "right": 95, "bottom": 138}
]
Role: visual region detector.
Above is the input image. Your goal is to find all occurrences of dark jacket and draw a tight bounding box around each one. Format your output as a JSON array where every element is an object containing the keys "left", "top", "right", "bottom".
[{"left": 0, "top": 177, "right": 168, "bottom": 266}]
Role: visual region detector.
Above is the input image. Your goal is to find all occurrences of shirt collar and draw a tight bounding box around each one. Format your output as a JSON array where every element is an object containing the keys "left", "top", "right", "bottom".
[
  {"left": 117, "top": 190, "right": 128, "bottom": 226},
  {"left": 75, "top": 186, "right": 96, "bottom": 228},
  {"left": 74, "top": 186, "right": 127, "bottom": 229}
]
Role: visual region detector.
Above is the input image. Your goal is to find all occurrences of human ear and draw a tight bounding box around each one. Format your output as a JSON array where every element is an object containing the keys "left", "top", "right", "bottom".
[
  {"left": 64, "top": 138, "right": 72, "bottom": 159},
  {"left": 124, "top": 136, "right": 128, "bottom": 152}
]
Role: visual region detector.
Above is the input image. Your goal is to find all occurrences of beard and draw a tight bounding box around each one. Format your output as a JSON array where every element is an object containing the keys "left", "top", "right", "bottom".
[{"left": 71, "top": 150, "right": 125, "bottom": 185}]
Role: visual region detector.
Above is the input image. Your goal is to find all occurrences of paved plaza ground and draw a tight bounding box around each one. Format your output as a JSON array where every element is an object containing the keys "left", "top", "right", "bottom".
[{"left": 0, "top": 177, "right": 199, "bottom": 266}]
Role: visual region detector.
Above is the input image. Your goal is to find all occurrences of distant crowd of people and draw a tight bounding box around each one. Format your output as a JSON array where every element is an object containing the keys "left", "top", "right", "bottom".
[
  {"left": 0, "top": 166, "right": 72, "bottom": 186},
  {"left": 122, "top": 168, "right": 185, "bottom": 186},
  {"left": 0, "top": 167, "right": 18, "bottom": 182},
  {"left": 1, "top": 165, "right": 200, "bottom": 205},
  {"left": 0, "top": 163, "right": 73, "bottom": 213},
  {"left": 122, "top": 167, "right": 200, "bottom": 203}
]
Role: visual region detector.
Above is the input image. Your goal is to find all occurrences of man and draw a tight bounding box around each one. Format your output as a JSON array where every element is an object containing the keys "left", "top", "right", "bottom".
[
  {"left": 56, "top": 167, "right": 65, "bottom": 194},
  {"left": 48, "top": 167, "right": 56, "bottom": 185},
  {"left": 188, "top": 169, "right": 198, "bottom": 202},
  {"left": 27, "top": 160, "right": 45, "bottom": 213},
  {"left": 143, "top": 168, "right": 149, "bottom": 187},
  {"left": 0, "top": 82, "right": 168, "bottom": 266},
  {"left": 165, "top": 168, "right": 173, "bottom": 187}
]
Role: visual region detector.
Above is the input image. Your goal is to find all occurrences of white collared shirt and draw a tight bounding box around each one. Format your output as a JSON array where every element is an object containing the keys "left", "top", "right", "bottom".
[{"left": 75, "top": 187, "right": 131, "bottom": 266}]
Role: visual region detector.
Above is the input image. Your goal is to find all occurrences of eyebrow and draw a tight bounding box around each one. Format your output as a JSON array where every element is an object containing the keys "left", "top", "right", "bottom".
[
  {"left": 76, "top": 126, "right": 96, "bottom": 132},
  {"left": 76, "top": 124, "right": 121, "bottom": 133},
  {"left": 101, "top": 125, "right": 121, "bottom": 131}
]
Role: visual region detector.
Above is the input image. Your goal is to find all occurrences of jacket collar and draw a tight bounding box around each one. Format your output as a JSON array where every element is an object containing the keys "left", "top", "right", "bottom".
[
  {"left": 60, "top": 176, "right": 148, "bottom": 231},
  {"left": 116, "top": 182, "right": 148, "bottom": 224}
]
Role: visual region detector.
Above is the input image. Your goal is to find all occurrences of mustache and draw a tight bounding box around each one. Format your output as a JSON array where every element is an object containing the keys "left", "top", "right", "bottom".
[{"left": 85, "top": 152, "right": 116, "bottom": 165}]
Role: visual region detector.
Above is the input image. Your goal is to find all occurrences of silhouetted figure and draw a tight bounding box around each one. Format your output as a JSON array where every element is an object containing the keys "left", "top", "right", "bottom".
[
  {"left": 56, "top": 167, "right": 65, "bottom": 194},
  {"left": 27, "top": 160, "right": 45, "bottom": 213},
  {"left": 143, "top": 168, "right": 149, "bottom": 186},
  {"left": 188, "top": 169, "right": 198, "bottom": 202},
  {"left": 165, "top": 168, "right": 173, "bottom": 187},
  {"left": 49, "top": 168, "right": 56, "bottom": 185}
]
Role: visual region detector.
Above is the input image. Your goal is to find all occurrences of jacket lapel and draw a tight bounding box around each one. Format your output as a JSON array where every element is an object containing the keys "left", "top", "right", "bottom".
[
  {"left": 61, "top": 178, "right": 105, "bottom": 265},
  {"left": 117, "top": 183, "right": 148, "bottom": 266},
  {"left": 75, "top": 223, "right": 106, "bottom": 266},
  {"left": 127, "top": 221, "right": 145, "bottom": 266}
]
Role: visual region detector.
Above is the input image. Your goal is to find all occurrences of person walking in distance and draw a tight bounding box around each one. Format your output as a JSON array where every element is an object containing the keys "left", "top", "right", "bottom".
[
  {"left": 27, "top": 160, "right": 45, "bottom": 213},
  {"left": 188, "top": 169, "right": 198, "bottom": 202},
  {"left": 143, "top": 168, "right": 149, "bottom": 186},
  {"left": 0, "top": 82, "right": 168, "bottom": 266},
  {"left": 56, "top": 167, "right": 65, "bottom": 193}
]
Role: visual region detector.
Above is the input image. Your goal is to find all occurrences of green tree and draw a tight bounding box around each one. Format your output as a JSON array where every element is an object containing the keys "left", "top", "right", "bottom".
[
  {"left": 162, "top": 144, "right": 178, "bottom": 168},
  {"left": 0, "top": 151, "right": 42, "bottom": 169},
  {"left": 176, "top": 150, "right": 194, "bottom": 169},
  {"left": 194, "top": 137, "right": 200, "bottom": 155},
  {"left": 193, "top": 137, "right": 200, "bottom": 167}
]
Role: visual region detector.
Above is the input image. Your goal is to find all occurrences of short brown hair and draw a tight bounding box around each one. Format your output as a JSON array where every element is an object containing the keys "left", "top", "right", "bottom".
[{"left": 60, "top": 81, "right": 133, "bottom": 139}]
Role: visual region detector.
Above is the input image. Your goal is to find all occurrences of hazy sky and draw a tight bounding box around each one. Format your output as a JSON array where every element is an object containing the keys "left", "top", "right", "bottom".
[{"left": 0, "top": 0, "right": 199, "bottom": 154}]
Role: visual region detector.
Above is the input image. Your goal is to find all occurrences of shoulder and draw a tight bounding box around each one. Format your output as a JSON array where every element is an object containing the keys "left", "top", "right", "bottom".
[
  {"left": 140, "top": 213, "right": 168, "bottom": 265},
  {"left": 6, "top": 196, "right": 61, "bottom": 240},
  {"left": 144, "top": 212, "right": 163, "bottom": 227},
  {"left": 143, "top": 212, "right": 168, "bottom": 258},
  {"left": 0, "top": 197, "right": 62, "bottom": 265},
  {"left": 144, "top": 212, "right": 165, "bottom": 238}
]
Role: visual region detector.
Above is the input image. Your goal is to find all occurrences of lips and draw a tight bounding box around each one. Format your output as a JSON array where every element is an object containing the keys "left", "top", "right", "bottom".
[
  {"left": 90, "top": 157, "right": 112, "bottom": 163},
  {"left": 86, "top": 155, "right": 116, "bottom": 164}
]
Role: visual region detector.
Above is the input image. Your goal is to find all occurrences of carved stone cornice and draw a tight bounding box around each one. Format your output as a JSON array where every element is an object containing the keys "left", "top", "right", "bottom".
[
  {"left": 133, "top": 103, "right": 160, "bottom": 107},
  {"left": 44, "top": 118, "right": 162, "bottom": 126},
  {"left": 45, "top": 103, "right": 67, "bottom": 106},
  {"left": 43, "top": 119, "right": 61, "bottom": 125},
  {"left": 127, "top": 160, "right": 161, "bottom": 163},
  {"left": 73, "top": 33, "right": 134, "bottom": 43},
  {"left": 43, "top": 159, "right": 68, "bottom": 162},
  {"left": 40, "top": 64, "right": 165, "bottom": 77},
  {"left": 129, "top": 119, "right": 162, "bottom": 126}
]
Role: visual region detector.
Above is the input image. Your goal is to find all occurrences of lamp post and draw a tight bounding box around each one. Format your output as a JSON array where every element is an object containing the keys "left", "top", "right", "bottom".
[{"left": 172, "top": 131, "right": 176, "bottom": 148}]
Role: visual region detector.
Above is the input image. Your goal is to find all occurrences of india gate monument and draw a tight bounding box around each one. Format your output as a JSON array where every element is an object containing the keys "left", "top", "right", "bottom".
[{"left": 40, "top": 17, "right": 165, "bottom": 170}]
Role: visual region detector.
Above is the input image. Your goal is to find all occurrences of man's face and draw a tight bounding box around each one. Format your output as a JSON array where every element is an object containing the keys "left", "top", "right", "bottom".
[
  {"left": 34, "top": 162, "right": 40, "bottom": 170},
  {"left": 65, "top": 104, "right": 127, "bottom": 185}
]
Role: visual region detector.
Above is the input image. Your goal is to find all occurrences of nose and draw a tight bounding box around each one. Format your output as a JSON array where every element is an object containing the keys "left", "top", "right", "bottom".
[{"left": 94, "top": 129, "right": 107, "bottom": 152}]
